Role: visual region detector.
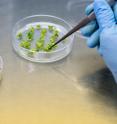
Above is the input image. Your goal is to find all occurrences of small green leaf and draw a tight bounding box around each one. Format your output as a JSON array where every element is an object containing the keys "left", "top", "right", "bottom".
[
  {"left": 26, "top": 26, "right": 35, "bottom": 41},
  {"left": 48, "top": 25, "right": 55, "bottom": 32},
  {"left": 20, "top": 40, "right": 31, "bottom": 49},
  {"left": 16, "top": 32, "right": 22, "bottom": 40},
  {"left": 42, "top": 28, "right": 47, "bottom": 34},
  {"left": 27, "top": 48, "right": 37, "bottom": 57},
  {"left": 36, "top": 42, "right": 43, "bottom": 50},
  {"left": 36, "top": 24, "right": 41, "bottom": 30}
]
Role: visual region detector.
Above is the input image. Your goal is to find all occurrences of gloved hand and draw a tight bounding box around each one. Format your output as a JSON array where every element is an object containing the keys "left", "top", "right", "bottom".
[{"left": 80, "top": 0, "right": 117, "bottom": 82}]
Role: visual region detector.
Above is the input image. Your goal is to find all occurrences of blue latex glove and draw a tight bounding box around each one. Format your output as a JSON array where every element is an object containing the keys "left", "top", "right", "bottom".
[
  {"left": 80, "top": 3, "right": 99, "bottom": 48},
  {"left": 81, "top": 0, "right": 117, "bottom": 82}
]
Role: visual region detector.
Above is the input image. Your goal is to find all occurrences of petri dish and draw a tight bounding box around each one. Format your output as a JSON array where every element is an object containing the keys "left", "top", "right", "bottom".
[{"left": 12, "top": 15, "right": 75, "bottom": 63}]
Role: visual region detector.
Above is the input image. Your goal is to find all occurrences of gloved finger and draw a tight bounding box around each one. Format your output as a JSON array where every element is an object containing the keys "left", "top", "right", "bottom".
[
  {"left": 113, "top": 2, "right": 117, "bottom": 22},
  {"left": 85, "top": 3, "right": 93, "bottom": 15},
  {"left": 80, "top": 20, "right": 98, "bottom": 37},
  {"left": 94, "top": 0, "right": 116, "bottom": 31},
  {"left": 80, "top": 3, "right": 98, "bottom": 37},
  {"left": 87, "top": 29, "right": 99, "bottom": 48}
]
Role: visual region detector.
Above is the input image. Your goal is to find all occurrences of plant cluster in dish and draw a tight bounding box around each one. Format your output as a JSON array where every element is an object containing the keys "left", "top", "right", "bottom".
[{"left": 16, "top": 25, "right": 60, "bottom": 56}]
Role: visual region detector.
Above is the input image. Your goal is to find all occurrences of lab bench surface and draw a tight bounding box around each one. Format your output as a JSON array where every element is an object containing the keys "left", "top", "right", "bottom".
[{"left": 0, "top": 0, "right": 117, "bottom": 124}]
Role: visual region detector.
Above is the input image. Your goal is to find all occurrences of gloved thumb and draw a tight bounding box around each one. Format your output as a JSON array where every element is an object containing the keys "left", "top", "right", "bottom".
[{"left": 94, "top": 0, "right": 116, "bottom": 31}]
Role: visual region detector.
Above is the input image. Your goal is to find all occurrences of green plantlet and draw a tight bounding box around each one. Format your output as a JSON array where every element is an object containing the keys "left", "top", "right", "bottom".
[
  {"left": 20, "top": 40, "right": 31, "bottom": 49},
  {"left": 29, "top": 26, "right": 35, "bottom": 32},
  {"left": 36, "top": 41, "right": 43, "bottom": 50},
  {"left": 50, "top": 30, "right": 59, "bottom": 43},
  {"left": 42, "top": 28, "right": 47, "bottom": 34},
  {"left": 50, "top": 38, "right": 55, "bottom": 43},
  {"left": 44, "top": 47, "right": 49, "bottom": 52},
  {"left": 44, "top": 43, "right": 51, "bottom": 52},
  {"left": 27, "top": 48, "right": 37, "bottom": 57},
  {"left": 16, "top": 32, "right": 22, "bottom": 40},
  {"left": 36, "top": 24, "right": 41, "bottom": 30},
  {"left": 44, "top": 29, "right": 59, "bottom": 52},
  {"left": 26, "top": 26, "right": 35, "bottom": 41},
  {"left": 35, "top": 28, "right": 47, "bottom": 50},
  {"left": 44, "top": 42, "right": 57, "bottom": 52},
  {"left": 53, "top": 30, "right": 59, "bottom": 37},
  {"left": 48, "top": 25, "right": 55, "bottom": 32}
]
